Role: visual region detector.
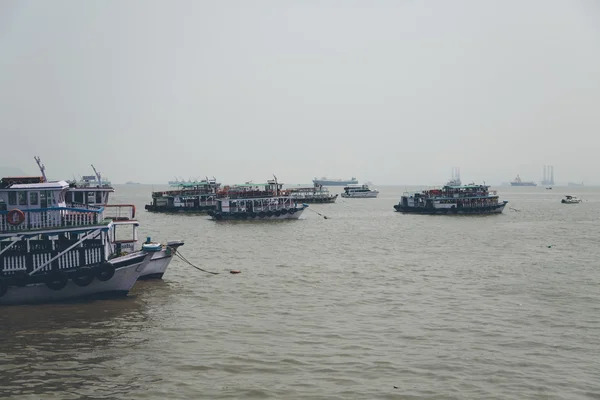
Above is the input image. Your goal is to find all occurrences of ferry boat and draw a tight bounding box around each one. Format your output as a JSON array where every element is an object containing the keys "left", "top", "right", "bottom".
[
  {"left": 208, "top": 178, "right": 308, "bottom": 220},
  {"left": 145, "top": 177, "right": 220, "bottom": 213},
  {"left": 287, "top": 183, "right": 338, "bottom": 203},
  {"left": 561, "top": 195, "right": 581, "bottom": 204},
  {"left": 0, "top": 176, "right": 152, "bottom": 305},
  {"left": 64, "top": 164, "right": 184, "bottom": 279},
  {"left": 510, "top": 175, "right": 537, "bottom": 187},
  {"left": 312, "top": 177, "right": 358, "bottom": 186},
  {"left": 340, "top": 184, "right": 379, "bottom": 198},
  {"left": 393, "top": 184, "right": 508, "bottom": 214}
]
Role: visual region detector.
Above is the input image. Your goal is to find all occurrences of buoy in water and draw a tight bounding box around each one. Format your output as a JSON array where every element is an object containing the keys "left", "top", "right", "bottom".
[{"left": 230, "top": 270, "right": 241, "bottom": 274}]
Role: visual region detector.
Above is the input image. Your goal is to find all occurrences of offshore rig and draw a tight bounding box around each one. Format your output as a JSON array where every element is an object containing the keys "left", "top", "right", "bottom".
[{"left": 541, "top": 165, "right": 555, "bottom": 186}]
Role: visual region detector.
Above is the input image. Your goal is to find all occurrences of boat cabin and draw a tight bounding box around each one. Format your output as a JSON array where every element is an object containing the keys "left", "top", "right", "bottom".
[{"left": 0, "top": 177, "right": 67, "bottom": 212}]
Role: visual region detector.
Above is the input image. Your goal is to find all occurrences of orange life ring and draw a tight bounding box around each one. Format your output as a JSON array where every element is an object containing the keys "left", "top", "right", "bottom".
[{"left": 7, "top": 209, "right": 25, "bottom": 226}]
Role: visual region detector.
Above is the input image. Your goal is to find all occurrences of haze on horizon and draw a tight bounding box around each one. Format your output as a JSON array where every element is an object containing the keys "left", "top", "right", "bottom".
[{"left": 1, "top": 0, "right": 599, "bottom": 186}]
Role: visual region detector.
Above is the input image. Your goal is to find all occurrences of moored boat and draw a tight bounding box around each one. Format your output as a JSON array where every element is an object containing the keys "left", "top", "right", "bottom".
[
  {"left": 287, "top": 183, "right": 338, "bottom": 203},
  {"left": 0, "top": 175, "right": 151, "bottom": 305},
  {"left": 393, "top": 184, "right": 507, "bottom": 214},
  {"left": 208, "top": 178, "right": 308, "bottom": 220},
  {"left": 145, "top": 177, "right": 220, "bottom": 213},
  {"left": 340, "top": 184, "right": 379, "bottom": 198}
]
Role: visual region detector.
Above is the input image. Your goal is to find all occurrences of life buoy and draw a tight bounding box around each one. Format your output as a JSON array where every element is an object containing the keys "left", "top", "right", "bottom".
[
  {"left": 46, "top": 270, "right": 68, "bottom": 291},
  {"left": 7, "top": 209, "right": 25, "bottom": 226},
  {"left": 0, "top": 277, "right": 7, "bottom": 297},
  {"left": 96, "top": 262, "right": 115, "bottom": 282},
  {"left": 72, "top": 267, "right": 95, "bottom": 287}
]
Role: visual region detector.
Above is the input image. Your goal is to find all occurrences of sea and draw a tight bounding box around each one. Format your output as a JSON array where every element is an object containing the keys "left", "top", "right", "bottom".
[{"left": 1, "top": 184, "right": 599, "bottom": 399}]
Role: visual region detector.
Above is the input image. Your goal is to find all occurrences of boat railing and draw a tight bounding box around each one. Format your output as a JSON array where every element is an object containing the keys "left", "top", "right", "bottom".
[
  {"left": 0, "top": 205, "right": 105, "bottom": 233},
  {"left": 104, "top": 204, "right": 136, "bottom": 220},
  {"left": 220, "top": 196, "right": 298, "bottom": 212}
]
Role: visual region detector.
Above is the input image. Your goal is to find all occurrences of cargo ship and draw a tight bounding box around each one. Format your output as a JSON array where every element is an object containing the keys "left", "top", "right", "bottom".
[
  {"left": 312, "top": 177, "right": 358, "bottom": 186},
  {"left": 510, "top": 175, "right": 537, "bottom": 187}
]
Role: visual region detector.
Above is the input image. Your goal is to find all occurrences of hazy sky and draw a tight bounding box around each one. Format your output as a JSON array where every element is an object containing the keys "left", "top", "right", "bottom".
[{"left": 1, "top": 0, "right": 599, "bottom": 185}]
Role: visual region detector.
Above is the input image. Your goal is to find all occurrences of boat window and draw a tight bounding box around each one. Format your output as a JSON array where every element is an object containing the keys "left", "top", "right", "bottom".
[
  {"left": 74, "top": 191, "right": 84, "bottom": 204},
  {"left": 8, "top": 192, "right": 16, "bottom": 205},
  {"left": 29, "top": 191, "right": 39, "bottom": 206},
  {"left": 0, "top": 198, "right": 6, "bottom": 211},
  {"left": 96, "top": 191, "right": 103, "bottom": 204},
  {"left": 18, "top": 191, "right": 27, "bottom": 206}
]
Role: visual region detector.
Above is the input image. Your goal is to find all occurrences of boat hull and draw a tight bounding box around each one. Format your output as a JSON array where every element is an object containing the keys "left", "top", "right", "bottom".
[
  {"left": 394, "top": 202, "right": 507, "bottom": 214},
  {"left": 138, "top": 240, "right": 184, "bottom": 279},
  {"left": 0, "top": 252, "right": 151, "bottom": 305},
  {"left": 341, "top": 192, "right": 378, "bottom": 198},
  {"left": 144, "top": 205, "right": 215, "bottom": 213},
  {"left": 209, "top": 208, "right": 306, "bottom": 221},
  {"left": 290, "top": 195, "right": 337, "bottom": 203}
]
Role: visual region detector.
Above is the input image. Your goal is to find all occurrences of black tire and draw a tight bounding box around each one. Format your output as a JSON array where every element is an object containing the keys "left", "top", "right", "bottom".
[
  {"left": 258, "top": 212, "right": 266, "bottom": 218},
  {"left": 214, "top": 213, "right": 222, "bottom": 220},
  {"left": 266, "top": 211, "right": 274, "bottom": 217},
  {"left": 274, "top": 210, "right": 282, "bottom": 217},
  {"left": 248, "top": 212, "right": 256, "bottom": 218},
  {"left": 72, "top": 267, "right": 95, "bottom": 287},
  {"left": 280, "top": 209, "right": 288, "bottom": 215},
  {"left": 96, "top": 262, "right": 115, "bottom": 282},
  {"left": 289, "top": 208, "right": 297, "bottom": 214},
  {"left": 46, "top": 271, "right": 68, "bottom": 291},
  {"left": 0, "top": 277, "right": 7, "bottom": 298}
]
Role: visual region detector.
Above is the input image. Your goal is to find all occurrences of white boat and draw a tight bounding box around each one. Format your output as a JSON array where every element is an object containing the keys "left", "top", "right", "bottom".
[
  {"left": 63, "top": 165, "right": 184, "bottom": 280},
  {"left": 561, "top": 195, "right": 581, "bottom": 204},
  {"left": 208, "top": 177, "right": 308, "bottom": 220},
  {"left": 0, "top": 172, "right": 151, "bottom": 305},
  {"left": 340, "top": 184, "right": 379, "bottom": 198}
]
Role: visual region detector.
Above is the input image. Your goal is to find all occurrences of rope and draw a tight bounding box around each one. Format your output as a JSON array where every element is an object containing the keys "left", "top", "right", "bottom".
[
  {"left": 174, "top": 251, "right": 220, "bottom": 275},
  {"left": 307, "top": 208, "right": 329, "bottom": 219}
]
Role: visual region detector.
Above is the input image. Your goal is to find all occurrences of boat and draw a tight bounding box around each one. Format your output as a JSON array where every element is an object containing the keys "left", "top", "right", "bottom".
[
  {"left": 207, "top": 177, "right": 308, "bottom": 220},
  {"left": 125, "top": 181, "right": 140, "bottom": 185},
  {"left": 287, "top": 183, "right": 338, "bottom": 203},
  {"left": 393, "top": 184, "right": 508, "bottom": 214},
  {"left": 312, "top": 177, "right": 358, "bottom": 186},
  {"left": 340, "top": 184, "right": 379, "bottom": 198},
  {"left": 510, "top": 175, "right": 537, "bottom": 186},
  {"left": 0, "top": 175, "right": 152, "bottom": 305},
  {"left": 561, "top": 195, "right": 581, "bottom": 204},
  {"left": 62, "top": 164, "right": 184, "bottom": 280},
  {"left": 145, "top": 177, "right": 220, "bottom": 213},
  {"left": 68, "top": 164, "right": 112, "bottom": 187}
]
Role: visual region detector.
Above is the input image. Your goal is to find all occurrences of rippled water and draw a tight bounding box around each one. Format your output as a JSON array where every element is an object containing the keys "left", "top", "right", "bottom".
[{"left": 2, "top": 185, "right": 600, "bottom": 399}]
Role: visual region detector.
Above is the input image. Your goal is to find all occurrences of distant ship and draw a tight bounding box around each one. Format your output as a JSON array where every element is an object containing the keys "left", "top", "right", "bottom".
[
  {"left": 125, "top": 181, "right": 140, "bottom": 185},
  {"left": 510, "top": 175, "right": 537, "bottom": 186},
  {"left": 568, "top": 182, "right": 584, "bottom": 187},
  {"left": 312, "top": 176, "right": 358, "bottom": 186}
]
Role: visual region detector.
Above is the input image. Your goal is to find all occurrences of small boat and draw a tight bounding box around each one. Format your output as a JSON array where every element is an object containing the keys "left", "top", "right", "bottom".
[
  {"left": 561, "top": 195, "right": 581, "bottom": 204},
  {"left": 340, "top": 184, "right": 379, "bottom": 198},
  {"left": 208, "top": 177, "right": 308, "bottom": 220},
  {"left": 64, "top": 164, "right": 184, "bottom": 280},
  {"left": 394, "top": 183, "right": 507, "bottom": 215}
]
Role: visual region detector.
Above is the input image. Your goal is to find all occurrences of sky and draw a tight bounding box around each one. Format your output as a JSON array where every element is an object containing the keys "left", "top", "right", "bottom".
[{"left": 1, "top": 0, "right": 599, "bottom": 185}]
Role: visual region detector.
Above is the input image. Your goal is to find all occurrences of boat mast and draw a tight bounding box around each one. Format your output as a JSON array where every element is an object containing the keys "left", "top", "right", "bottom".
[
  {"left": 273, "top": 174, "right": 279, "bottom": 195},
  {"left": 91, "top": 164, "right": 102, "bottom": 185},
  {"left": 34, "top": 156, "right": 47, "bottom": 182}
]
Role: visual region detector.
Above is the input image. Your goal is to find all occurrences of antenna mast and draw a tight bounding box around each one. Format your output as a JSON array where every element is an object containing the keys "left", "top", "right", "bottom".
[{"left": 34, "top": 156, "right": 47, "bottom": 182}]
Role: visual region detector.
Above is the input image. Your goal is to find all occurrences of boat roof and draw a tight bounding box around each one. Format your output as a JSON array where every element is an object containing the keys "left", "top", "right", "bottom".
[
  {"left": 2, "top": 180, "right": 69, "bottom": 190},
  {"left": 444, "top": 185, "right": 488, "bottom": 189}
]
